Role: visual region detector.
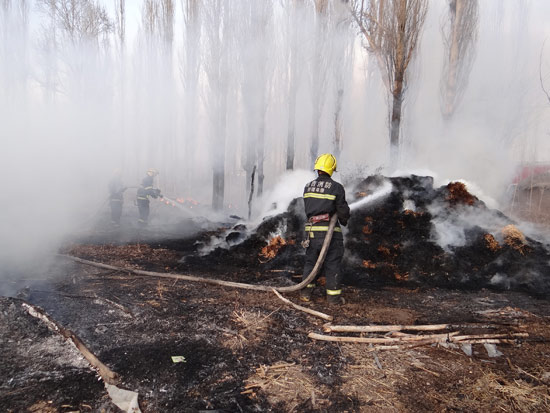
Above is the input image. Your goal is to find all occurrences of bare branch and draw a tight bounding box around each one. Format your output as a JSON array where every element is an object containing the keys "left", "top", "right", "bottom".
[
  {"left": 540, "top": 38, "right": 550, "bottom": 105},
  {"left": 440, "top": 0, "right": 479, "bottom": 119},
  {"left": 350, "top": 0, "right": 428, "bottom": 163}
]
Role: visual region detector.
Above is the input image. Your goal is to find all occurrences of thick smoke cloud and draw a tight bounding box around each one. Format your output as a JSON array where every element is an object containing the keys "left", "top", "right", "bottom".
[{"left": 1, "top": 0, "right": 549, "bottom": 283}]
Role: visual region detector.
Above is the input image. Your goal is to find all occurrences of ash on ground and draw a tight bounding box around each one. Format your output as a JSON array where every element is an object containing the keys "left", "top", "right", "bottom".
[{"left": 4, "top": 174, "right": 550, "bottom": 412}]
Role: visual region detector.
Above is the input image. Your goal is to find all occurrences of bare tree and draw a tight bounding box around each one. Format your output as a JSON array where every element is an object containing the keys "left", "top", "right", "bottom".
[
  {"left": 113, "top": 0, "right": 126, "bottom": 168},
  {"left": 202, "top": 0, "right": 233, "bottom": 211},
  {"left": 540, "top": 39, "right": 550, "bottom": 105},
  {"left": 141, "top": 0, "right": 174, "bottom": 51},
  {"left": 138, "top": 0, "right": 176, "bottom": 191},
  {"left": 40, "top": 0, "right": 112, "bottom": 44},
  {"left": 331, "top": 0, "right": 354, "bottom": 159},
  {"left": 284, "top": 0, "right": 305, "bottom": 170},
  {"left": 351, "top": 0, "right": 428, "bottom": 165},
  {"left": 1, "top": 0, "right": 29, "bottom": 106},
  {"left": 36, "top": 0, "right": 113, "bottom": 101},
  {"left": 237, "top": 0, "right": 274, "bottom": 199},
  {"left": 114, "top": 0, "right": 125, "bottom": 49},
  {"left": 179, "top": 0, "right": 201, "bottom": 190},
  {"left": 35, "top": 0, "right": 58, "bottom": 102},
  {"left": 440, "top": 0, "right": 478, "bottom": 119},
  {"left": 309, "top": 0, "right": 331, "bottom": 165}
]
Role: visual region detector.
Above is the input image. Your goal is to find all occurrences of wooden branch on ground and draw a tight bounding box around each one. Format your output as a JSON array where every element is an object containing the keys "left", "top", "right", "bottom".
[
  {"left": 451, "top": 333, "right": 528, "bottom": 341},
  {"left": 309, "top": 330, "right": 528, "bottom": 348},
  {"left": 454, "top": 339, "right": 515, "bottom": 345},
  {"left": 412, "top": 362, "right": 440, "bottom": 377},
  {"left": 308, "top": 332, "right": 458, "bottom": 344},
  {"left": 323, "top": 323, "right": 450, "bottom": 333},
  {"left": 323, "top": 322, "right": 520, "bottom": 333},
  {"left": 272, "top": 289, "right": 333, "bottom": 321},
  {"left": 22, "top": 303, "right": 119, "bottom": 385}
]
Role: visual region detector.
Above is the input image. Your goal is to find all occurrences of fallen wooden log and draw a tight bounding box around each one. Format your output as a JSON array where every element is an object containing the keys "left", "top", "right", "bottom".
[
  {"left": 322, "top": 322, "right": 511, "bottom": 333},
  {"left": 309, "top": 332, "right": 525, "bottom": 348},
  {"left": 22, "top": 302, "right": 119, "bottom": 385},
  {"left": 323, "top": 323, "right": 449, "bottom": 333},
  {"left": 451, "top": 333, "right": 528, "bottom": 341},
  {"left": 452, "top": 339, "right": 515, "bottom": 345},
  {"left": 308, "top": 332, "right": 458, "bottom": 344},
  {"left": 272, "top": 288, "right": 333, "bottom": 321}
]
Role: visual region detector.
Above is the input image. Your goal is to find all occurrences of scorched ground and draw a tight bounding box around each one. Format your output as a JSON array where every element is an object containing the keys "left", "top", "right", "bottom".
[{"left": 1, "top": 175, "right": 550, "bottom": 412}]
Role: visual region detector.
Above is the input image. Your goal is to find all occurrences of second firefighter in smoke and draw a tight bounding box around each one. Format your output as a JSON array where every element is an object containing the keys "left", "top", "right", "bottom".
[
  {"left": 136, "top": 168, "right": 162, "bottom": 226},
  {"left": 108, "top": 169, "right": 126, "bottom": 226}
]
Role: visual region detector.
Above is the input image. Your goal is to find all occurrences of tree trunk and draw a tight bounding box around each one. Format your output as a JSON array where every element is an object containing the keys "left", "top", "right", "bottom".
[
  {"left": 333, "top": 88, "right": 344, "bottom": 159},
  {"left": 212, "top": 168, "right": 224, "bottom": 211},
  {"left": 286, "top": 89, "right": 296, "bottom": 170},
  {"left": 389, "top": 90, "right": 403, "bottom": 166},
  {"left": 443, "top": 0, "right": 464, "bottom": 118},
  {"left": 310, "top": 102, "right": 320, "bottom": 166},
  {"left": 212, "top": 93, "right": 227, "bottom": 211},
  {"left": 257, "top": 123, "right": 265, "bottom": 196},
  {"left": 286, "top": 5, "right": 298, "bottom": 171},
  {"left": 247, "top": 165, "right": 256, "bottom": 220}
]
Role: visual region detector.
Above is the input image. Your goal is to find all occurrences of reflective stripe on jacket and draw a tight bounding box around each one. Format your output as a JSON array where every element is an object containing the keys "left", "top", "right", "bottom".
[{"left": 303, "top": 174, "right": 350, "bottom": 235}]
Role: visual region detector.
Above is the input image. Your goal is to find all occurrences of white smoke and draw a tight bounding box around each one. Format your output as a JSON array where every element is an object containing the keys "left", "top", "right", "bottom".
[
  {"left": 255, "top": 169, "right": 315, "bottom": 221},
  {"left": 1, "top": 0, "right": 549, "bottom": 286}
]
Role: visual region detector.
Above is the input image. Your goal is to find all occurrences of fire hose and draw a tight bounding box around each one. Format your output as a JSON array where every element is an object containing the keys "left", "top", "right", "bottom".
[{"left": 58, "top": 214, "right": 339, "bottom": 293}]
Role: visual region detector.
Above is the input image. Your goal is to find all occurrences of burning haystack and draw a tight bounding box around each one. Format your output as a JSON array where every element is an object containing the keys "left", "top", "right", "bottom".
[
  {"left": 184, "top": 175, "right": 550, "bottom": 297},
  {"left": 344, "top": 175, "right": 550, "bottom": 296}
]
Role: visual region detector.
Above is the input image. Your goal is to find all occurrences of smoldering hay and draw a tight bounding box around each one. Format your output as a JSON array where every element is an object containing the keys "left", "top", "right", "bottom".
[{"left": 178, "top": 174, "right": 550, "bottom": 297}]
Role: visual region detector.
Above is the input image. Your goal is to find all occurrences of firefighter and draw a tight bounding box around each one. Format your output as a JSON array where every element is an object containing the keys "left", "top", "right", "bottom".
[
  {"left": 136, "top": 168, "right": 162, "bottom": 226},
  {"left": 108, "top": 169, "right": 126, "bottom": 226},
  {"left": 300, "top": 153, "right": 350, "bottom": 305}
]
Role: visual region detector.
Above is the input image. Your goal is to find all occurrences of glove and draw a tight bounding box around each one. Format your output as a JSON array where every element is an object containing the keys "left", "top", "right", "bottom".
[{"left": 154, "top": 189, "right": 161, "bottom": 198}]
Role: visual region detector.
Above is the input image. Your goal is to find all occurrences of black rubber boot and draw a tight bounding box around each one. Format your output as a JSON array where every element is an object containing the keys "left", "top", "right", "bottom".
[
  {"left": 300, "top": 285, "right": 315, "bottom": 302},
  {"left": 326, "top": 294, "right": 344, "bottom": 305}
]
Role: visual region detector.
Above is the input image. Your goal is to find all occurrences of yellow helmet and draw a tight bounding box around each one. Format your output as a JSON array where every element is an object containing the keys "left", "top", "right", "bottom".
[
  {"left": 147, "top": 168, "right": 159, "bottom": 177},
  {"left": 314, "top": 153, "right": 337, "bottom": 176}
]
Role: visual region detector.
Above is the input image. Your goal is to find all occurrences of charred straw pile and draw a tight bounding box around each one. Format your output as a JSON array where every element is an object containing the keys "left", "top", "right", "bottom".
[
  {"left": 345, "top": 175, "right": 550, "bottom": 296},
  {"left": 187, "top": 175, "right": 550, "bottom": 297}
]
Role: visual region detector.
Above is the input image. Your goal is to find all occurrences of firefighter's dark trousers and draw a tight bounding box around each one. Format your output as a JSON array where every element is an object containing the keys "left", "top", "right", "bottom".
[
  {"left": 137, "top": 199, "right": 150, "bottom": 225},
  {"left": 302, "top": 235, "right": 344, "bottom": 294},
  {"left": 110, "top": 199, "right": 123, "bottom": 224}
]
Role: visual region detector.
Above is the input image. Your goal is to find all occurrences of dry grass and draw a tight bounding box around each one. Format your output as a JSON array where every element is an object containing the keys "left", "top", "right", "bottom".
[
  {"left": 471, "top": 372, "right": 550, "bottom": 412},
  {"left": 446, "top": 182, "right": 476, "bottom": 206},
  {"left": 222, "top": 309, "right": 278, "bottom": 351},
  {"left": 243, "top": 362, "right": 330, "bottom": 411},
  {"left": 340, "top": 345, "right": 409, "bottom": 411},
  {"left": 502, "top": 225, "right": 527, "bottom": 251},
  {"left": 484, "top": 233, "right": 502, "bottom": 252}
]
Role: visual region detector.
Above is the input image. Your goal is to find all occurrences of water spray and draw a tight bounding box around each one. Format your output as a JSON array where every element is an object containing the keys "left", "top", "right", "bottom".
[
  {"left": 157, "top": 195, "right": 193, "bottom": 216},
  {"left": 349, "top": 181, "right": 393, "bottom": 211}
]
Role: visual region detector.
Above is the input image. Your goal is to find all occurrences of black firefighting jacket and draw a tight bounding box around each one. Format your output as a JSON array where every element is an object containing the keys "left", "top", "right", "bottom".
[
  {"left": 136, "top": 176, "right": 160, "bottom": 202},
  {"left": 109, "top": 177, "right": 125, "bottom": 201},
  {"left": 303, "top": 174, "right": 350, "bottom": 239}
]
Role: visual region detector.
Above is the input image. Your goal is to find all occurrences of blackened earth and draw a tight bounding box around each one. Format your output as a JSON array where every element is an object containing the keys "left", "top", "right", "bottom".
[{"left": 3, "top": 175, "right": 550, "bottom": 412}]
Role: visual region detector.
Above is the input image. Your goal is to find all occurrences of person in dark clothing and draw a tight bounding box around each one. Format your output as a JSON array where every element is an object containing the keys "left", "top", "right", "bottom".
[
  {"left": 136, "top": 169, "right": 161, "bottom": 226},
  {"left": 300, "top": 154, "right": 350, "bottom": 305},
  {"left": 108, "top": 169, "right": 126, "bottom": 226}
]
